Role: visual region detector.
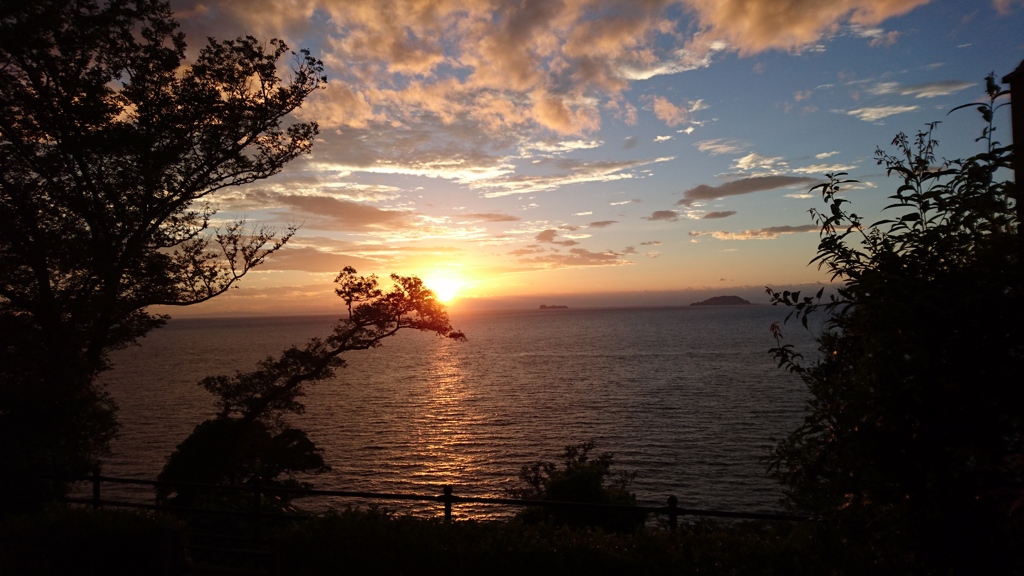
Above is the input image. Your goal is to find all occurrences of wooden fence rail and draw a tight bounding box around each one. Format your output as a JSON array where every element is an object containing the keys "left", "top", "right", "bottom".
[{"left": 63, "top": 469, "right": 808, "bottom": 531}]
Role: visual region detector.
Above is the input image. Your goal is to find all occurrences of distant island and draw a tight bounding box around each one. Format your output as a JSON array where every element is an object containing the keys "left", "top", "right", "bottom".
[
  {"left": 539, "top": 305, "right": 569, "bottom": 309},
  {"left": 690, "top": 295, "right": 753, "bottom": 306}
]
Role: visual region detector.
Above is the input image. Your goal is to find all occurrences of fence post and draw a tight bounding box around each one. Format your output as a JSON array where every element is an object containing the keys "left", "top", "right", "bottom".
[
  {"left": 443, "top": 485, "right": 453, "bottom": 524},
  {"left": 667, "top": 495, "right": 678, "bottom": 530},
  {"left": 91, "top": 466, "right": 101, "bottom": 509}
]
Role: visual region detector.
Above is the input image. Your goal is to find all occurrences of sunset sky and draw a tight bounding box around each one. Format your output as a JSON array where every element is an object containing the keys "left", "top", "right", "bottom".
[{"left": 164, "top": 0, "right": 1023, "bottom": 315}]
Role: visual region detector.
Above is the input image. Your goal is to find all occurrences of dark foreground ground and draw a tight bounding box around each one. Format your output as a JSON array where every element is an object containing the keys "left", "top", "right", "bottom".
[{"left": 0, "top": 505, "right": 981, "bottom": 575}]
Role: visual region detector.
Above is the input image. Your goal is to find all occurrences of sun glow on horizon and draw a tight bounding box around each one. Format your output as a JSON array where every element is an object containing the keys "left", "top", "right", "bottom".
[{"left": 426, "top": 276, "right": 463, "bottom": 303}]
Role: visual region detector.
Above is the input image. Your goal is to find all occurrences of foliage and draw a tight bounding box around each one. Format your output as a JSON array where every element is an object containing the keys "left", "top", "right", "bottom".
[
  {"left": 0, "top": 0, "right": 324, "bottom": 510},
  {"left": 156, "top": 418, "right": 329, "bottom": 510},
  {"left": 158, "top": 267, "right": 465, "bottom": 507},
  {"left": 0, "top": 506, "right": 188, "bottom": 575},
  {"left": 507, "top": 441, "right": 645, "bottom": 531},
  {"left": 274, "top": 508, "right": 848, "bottom": 576},
  {"left": 766, "top": 74, "right": 1022, "bottom": 573}
]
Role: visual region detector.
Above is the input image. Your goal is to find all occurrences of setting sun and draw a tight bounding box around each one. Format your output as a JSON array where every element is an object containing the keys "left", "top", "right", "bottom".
[{"left": 426, "top": 277, "right": 461, "bottom": 303}]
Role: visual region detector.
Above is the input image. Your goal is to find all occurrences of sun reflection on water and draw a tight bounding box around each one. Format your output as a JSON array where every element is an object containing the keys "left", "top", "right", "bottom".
[{"left": 415, "top": 340, "right": 473, "bottom": 479}]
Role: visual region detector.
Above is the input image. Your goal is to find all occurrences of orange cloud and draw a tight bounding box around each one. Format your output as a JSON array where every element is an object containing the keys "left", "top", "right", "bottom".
[
  {"left": 683, "top": 0, "right": 931, "bottom": 55},
  {"left": 532, "top": 91, "right": 602, "bottom": 134},
  {"left": 173, "top": 0, "right": 935, "bottom": 139},
  {"left": 651, "top": 95, "right": 687, "bottom": 126}
]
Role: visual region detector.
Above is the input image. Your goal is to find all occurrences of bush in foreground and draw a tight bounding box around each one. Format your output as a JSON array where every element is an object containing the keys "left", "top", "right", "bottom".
[{"left": 507, "top": 440, "right": 646, "bottom": 531}]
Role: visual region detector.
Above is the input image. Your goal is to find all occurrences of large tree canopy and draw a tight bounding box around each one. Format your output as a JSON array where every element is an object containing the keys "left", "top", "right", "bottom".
[
  {"left": 767, "top": 77, "right": 1021, "bottom": 573},
  {"left": 0, "top": 0, "right": 324, "bottom": 508}
]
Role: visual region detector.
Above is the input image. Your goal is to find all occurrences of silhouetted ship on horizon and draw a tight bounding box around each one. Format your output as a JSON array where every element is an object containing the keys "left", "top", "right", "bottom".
[{"left": 538, "top": 304, "right": 569, "bottom": 309}]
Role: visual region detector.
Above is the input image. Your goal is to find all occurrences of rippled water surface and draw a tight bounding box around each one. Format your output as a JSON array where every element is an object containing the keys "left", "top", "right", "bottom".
[{"left": 98, "top": 305, "right": 813, "bottom": 518}]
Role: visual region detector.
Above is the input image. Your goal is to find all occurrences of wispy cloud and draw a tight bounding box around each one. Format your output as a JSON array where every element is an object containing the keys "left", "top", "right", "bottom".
[
  {"left": 733, "top": 152, "right": 786, "bottom": 173},
  {"left": 460, "top": 213, "right": 521, "bottom": 223},
  {"left": 870, "top": 79, "right": 975, "bottom": 98},
  {"left": 267, "top": 193, "right": 415, "bottom": 230},
  {"left": 854, "top": 26, "right": 900, "bottom": 47},
  {"left": 847, "top": 105, "right": 920, "bottom": 122},
  {"left": 677, "top": 176, "right": 819, "bottom": 206},
  {"left": 526, "top": 139, "right": 605, "bottom": 155},
  {"left": 515, "top": 248, "right": 634, "bottom": 268},
  {"left": 478, "top": 157, "right": 675, "bottom": 198},
  {"left": 644, "top": 210, "right": 680, "bottom": 222},
  {"left": 535, "top": 229, "right": 580, "bottom": 246},
  {"left": 690, "top": 224, "right": 819, "bottom": 240},
  {"left": 695, "top": 138, "right": 746, "bottom": 155},
  {"left": 790, "top": 163, "right": 856, "bottom": 175},
  {"left": 256, "top": 237, "right": 466, "bottom": 272},
  {"left": 703, "top": 210, "right": 737, "bottom": 219},
  {"left": 258, "top": 246, "right": 374, "bottom": 273}
]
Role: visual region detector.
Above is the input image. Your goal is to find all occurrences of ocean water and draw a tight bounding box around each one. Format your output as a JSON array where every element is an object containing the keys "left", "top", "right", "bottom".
[{"left": 96, "top": 305, "right": 815, "bottom": 518}]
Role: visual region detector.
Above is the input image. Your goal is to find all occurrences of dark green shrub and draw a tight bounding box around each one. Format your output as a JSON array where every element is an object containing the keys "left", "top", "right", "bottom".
[
  {"left": 508, "top": 441, "right": 646, "bottom": 531},
  {"left": 157, "top": 417, "right": 328, "bottom": 510}
]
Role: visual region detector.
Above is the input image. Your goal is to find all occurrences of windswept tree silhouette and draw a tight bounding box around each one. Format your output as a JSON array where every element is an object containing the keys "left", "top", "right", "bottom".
[{"left": 158, "top": 268, "right": 465, "bottom": 508}]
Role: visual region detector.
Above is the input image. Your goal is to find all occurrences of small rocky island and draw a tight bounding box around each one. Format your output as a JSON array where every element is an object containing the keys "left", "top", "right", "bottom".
[
  {"left": 539, "top": 305, "right": 569, "bottom": 309},
  {"left": 690, "top": 295, "right": 753, "bottom": 306}
]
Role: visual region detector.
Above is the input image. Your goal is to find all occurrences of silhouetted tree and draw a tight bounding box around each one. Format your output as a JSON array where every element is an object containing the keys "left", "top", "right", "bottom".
[
  {"left": 508, "top": 441, "right": 644, "bottom": 531},
  {"left": 0, "top": 0, "right": 325, "bottom": 510},
  {"left": 767, "top": 75, "right": 1022, "bottom": 573},
  {"left": 158, "top": 267, "right": 466, "bottom": 508}
]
